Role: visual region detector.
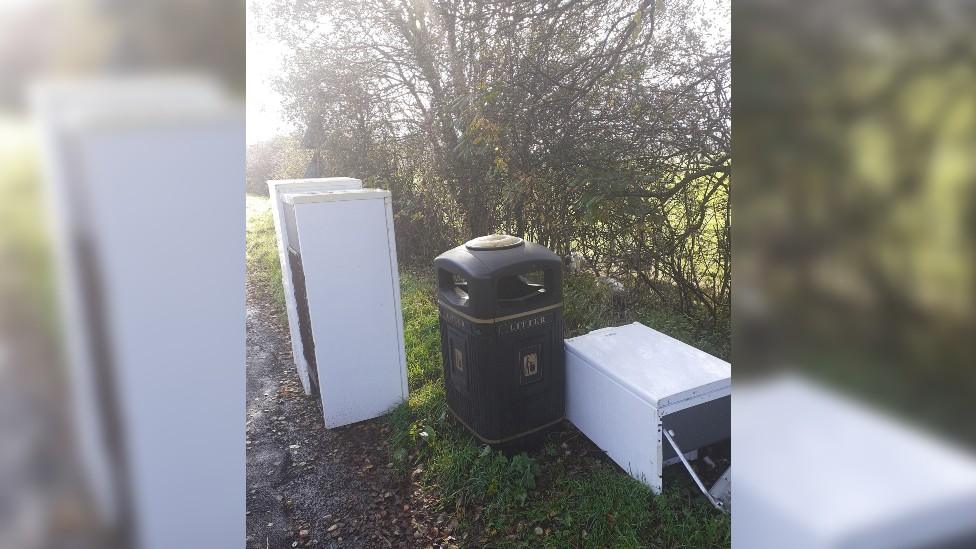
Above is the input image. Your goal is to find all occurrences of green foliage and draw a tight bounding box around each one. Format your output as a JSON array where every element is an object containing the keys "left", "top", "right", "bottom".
[
  {"left": 399, "top": 269, "right": 443, "bottom": 388},
  {"left": 528, "top": 464, "right": 657, "bottom": 548},
  {"left": 563, "top": 273, "right": 730, "bottom": 361},
  {"left": 735, "top": 1, "right": 976, "bottom": 444},
  {"left": 266, "top": 0, "right": 731, "bottom": 322},
  {"left": 528, "top": 465, "right": 729, "bottom": 548},
  {"left": 245, "top": 194, "right": 285, "bottom": 309},
  {"left": 426, "top": 438, "right": 542, "bottom": 528},
  {"left": 0, "top": 121, "right": 56, "bottom": 333}
]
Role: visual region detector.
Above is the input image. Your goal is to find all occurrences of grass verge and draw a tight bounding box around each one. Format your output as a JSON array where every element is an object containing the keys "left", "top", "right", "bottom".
[
  {"left": 246, "top": 194, "right": 285, "bottom": 309},
  {"left": 0, "top": 121, "right": 55, "bottom": 328}
]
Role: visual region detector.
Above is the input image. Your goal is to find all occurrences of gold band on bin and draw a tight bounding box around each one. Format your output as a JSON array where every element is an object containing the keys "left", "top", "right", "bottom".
[
  {"left": 446, "top": 404, "right": 565, "bottom": 445},
  {"left": 437, "top": 301, "right": 563, "bottom": 324}
]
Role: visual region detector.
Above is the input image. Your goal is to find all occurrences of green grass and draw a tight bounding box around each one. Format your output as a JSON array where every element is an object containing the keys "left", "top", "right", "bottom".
[
  {"left": 246, "top": 194, "right": 285, "bottom": 309},
  {"left": 0, "top": 120, "right": 57, "bottom": 334},
  {"left": 399, "top": 269, "right": 443, "bottom": 388},
  {"left": 244, "top": 199, "right": 730, "bottom": 547}
]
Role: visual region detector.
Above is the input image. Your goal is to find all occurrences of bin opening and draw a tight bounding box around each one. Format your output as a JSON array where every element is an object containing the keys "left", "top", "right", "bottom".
[
  {"left": 451, "top": 273, "right": 469, "bottom": 300},
  {"left": 438, "top": 269, "right": 470, "bottom": 303},
  {"left": 497, "top": 270, "right": 547, "bottom": 305}
]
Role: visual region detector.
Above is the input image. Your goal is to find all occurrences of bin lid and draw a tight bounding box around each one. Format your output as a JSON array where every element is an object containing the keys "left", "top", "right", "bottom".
[
  {"left": 465, "top": 234, "right": 524, "bottom": 251},
  {"left": 565, "top": 322, "right": 730, "bottom": 413}
]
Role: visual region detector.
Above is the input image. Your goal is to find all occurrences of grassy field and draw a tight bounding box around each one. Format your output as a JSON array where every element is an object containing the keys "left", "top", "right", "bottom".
[{"left": 245, "top": 193, "right": 730, "bottom": 548}]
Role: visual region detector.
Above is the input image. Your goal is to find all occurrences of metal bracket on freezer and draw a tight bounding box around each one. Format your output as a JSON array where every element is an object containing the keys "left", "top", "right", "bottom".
[{"left": 663, "top": 428, "right": 730, "bottom": 513}]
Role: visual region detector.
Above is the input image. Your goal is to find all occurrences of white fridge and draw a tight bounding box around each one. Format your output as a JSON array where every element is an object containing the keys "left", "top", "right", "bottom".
[
  {"left": 33, "top": 77, "right": 245, "bottom": 549},
  {"left": 268, "top": 177, "right": 363, "bottom": 395},
  {"left": 277, "top": 188, "right": 408, "bottom": 427}
]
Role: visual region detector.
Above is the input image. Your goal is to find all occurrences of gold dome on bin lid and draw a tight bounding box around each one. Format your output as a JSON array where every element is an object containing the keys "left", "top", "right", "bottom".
[{"left": 464, "top": 234, "right": 525, "bottom": 251}]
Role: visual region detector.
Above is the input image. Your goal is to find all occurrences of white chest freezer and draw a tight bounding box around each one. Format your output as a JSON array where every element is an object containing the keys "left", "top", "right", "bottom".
[
  {"left": 279, "top": 188, "right": 408, "bottom": 427},
  {"left": 268, "top": 177, "right": 362, "bottom": 395},
  {"left": 734, "top": 376, "right": 976, "bottom": 549},
  {"left": 565, "top": 322, "right": 731, "bottom": 493}
]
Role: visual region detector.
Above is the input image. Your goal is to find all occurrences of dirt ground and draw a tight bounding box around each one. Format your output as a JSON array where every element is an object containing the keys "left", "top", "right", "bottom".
[
  {"left": 0, "top": 295, "right": 104, "bottom": 548},
  {"left": 245, "top": 286, "right": 458, "bottom": 548}
]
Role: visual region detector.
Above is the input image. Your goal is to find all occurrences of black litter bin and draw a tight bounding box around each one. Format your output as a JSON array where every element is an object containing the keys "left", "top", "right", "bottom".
[{"left": 433, "top": 234, "right": 564, "bottom": 445}]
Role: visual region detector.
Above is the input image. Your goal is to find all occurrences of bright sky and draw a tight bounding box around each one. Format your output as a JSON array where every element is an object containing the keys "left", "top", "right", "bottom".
[
  {"left": 245, "top": 0, "right": 730, "bottom": 146},
  {"left": 246, "top": 0, "right": 294, "bottom": 145}
]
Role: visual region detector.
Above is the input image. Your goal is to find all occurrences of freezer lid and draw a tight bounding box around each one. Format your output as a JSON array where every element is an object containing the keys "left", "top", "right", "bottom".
[
  {"left": 564, "top": 322, "right": 730, "bottom": 410},
  {"left": 268, "top": 177, "right": 362, "bottom": 191},
  {"left": 283, "top": 188, "right": 390, "bottom": 204},
  {"left": 274, "top": 181, "right": 363, "bottom": 201}
]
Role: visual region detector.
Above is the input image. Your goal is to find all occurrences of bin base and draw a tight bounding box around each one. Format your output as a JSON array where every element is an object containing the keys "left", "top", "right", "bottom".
[{"left": 446, "top": 405, "right": 564, "bottom": 449}]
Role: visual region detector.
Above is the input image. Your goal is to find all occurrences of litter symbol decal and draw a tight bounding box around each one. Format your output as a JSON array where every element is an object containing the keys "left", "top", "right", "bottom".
[
  {"left": 453, "top": 347, "right": 464, "bottom": 371},
  {"left": 523, "top": 352, "right": 538, "bottom": 377},
  {"left": 519, "top": 345, "right": 543, "bottom": 385}
]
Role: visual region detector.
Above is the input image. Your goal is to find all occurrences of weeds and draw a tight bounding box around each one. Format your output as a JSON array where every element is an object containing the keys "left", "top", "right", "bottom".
[{"left": 563, "top": 272, "right": 730, "bottom": 360}]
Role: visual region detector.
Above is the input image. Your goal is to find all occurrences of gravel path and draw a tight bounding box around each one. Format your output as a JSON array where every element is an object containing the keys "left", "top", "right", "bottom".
[{"left": 245, "top": 287, "right": 451, "bottom": 549}]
